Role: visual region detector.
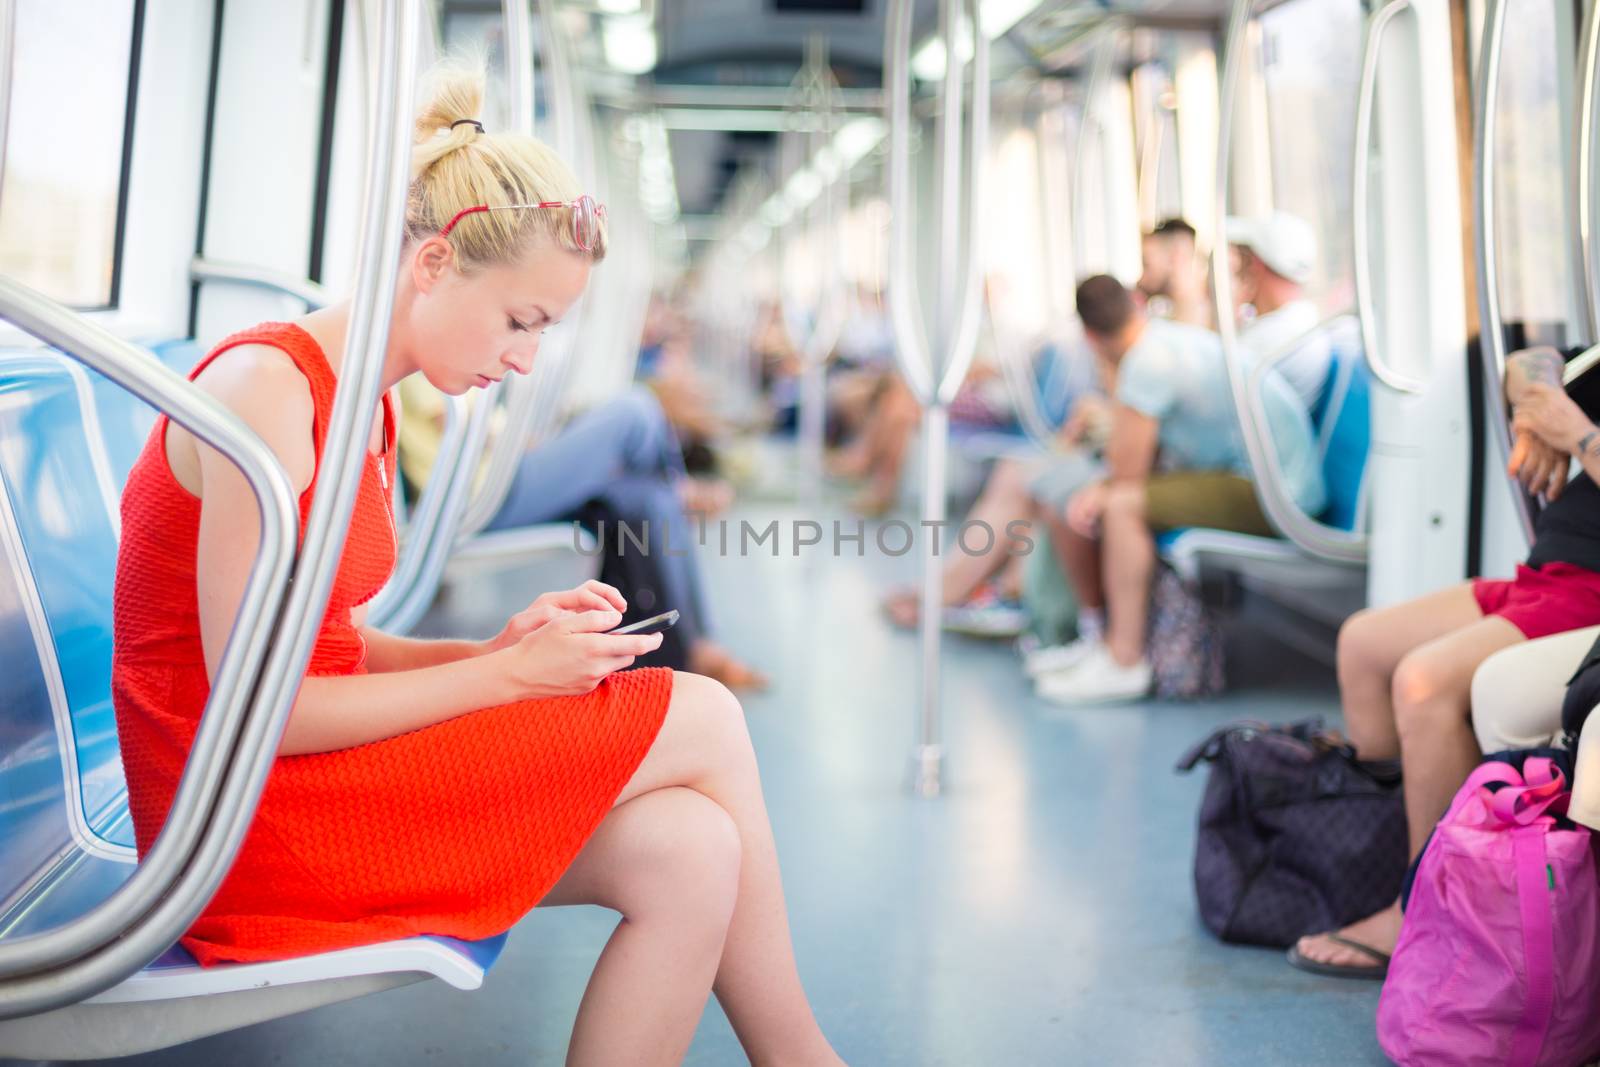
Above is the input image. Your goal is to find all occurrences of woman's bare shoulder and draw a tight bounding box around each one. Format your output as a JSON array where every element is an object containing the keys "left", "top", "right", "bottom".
[{"left": 182, "top": 343, "right": 318, "bottom": 492}]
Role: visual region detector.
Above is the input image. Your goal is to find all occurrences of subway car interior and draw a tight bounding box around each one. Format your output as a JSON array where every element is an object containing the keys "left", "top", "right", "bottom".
[{"left": 6, "top": 0, "right": 1600, "bottom": 1064}]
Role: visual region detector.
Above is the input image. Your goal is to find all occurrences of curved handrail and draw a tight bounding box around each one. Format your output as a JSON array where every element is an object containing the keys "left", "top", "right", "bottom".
[
  {"left": 1352, "top": 0, "right": 1425, "bottom": 394},
  {"left": 882, "top": 0, "right": 934, "bottom": 401},
  {"left": 0, "top": 0, "right": 420, "bottom": 1015},
  {"left": 456, "top": 0, "right": 587, "bottom": 539},
  {"left": 1243, "top": 310, "right": 1369, "bottom": 561},
  {"left": 0, "top": 0, "right": 15, "bottom": 206},
  {"left": 1070, "top": 24, "right": 1118, "bottom": 278},
  {"left": 935, "top": 0, "right": 988, "bottom": 404},
  {"left": 1578, "top": 0, "right": 1600, "bottom": 342},
  {"left": 363, "top": 391, "right": 471, "bottom": 629},
  {"left": 1472, "top": 0, "right": 1536, "bottom": 547},
  {"left": 0, "top": 279, "right": 298, "bottom": 1008},
  {"left": 370, "top": 0, "right": 536, "bottom": 622},
  {"left": 188, "top": 257, "right": 333, "bottom": 309},
  {"left": 1212, "top": 0, "right": 1366, "bottom": 568}
]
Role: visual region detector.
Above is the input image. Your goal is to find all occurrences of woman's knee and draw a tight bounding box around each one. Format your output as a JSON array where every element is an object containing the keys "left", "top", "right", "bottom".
[
  {"left": 1336, "top": 608, "right": 1385, "bottom": 678},
  {"left": 1392, "top": 650, "right": 1465, "bottom": 736},
  {"left": 665, "top": 671, "right": 755, "bottom": 778},
  {"left": 613, "top": 788, "right": 742, "bottom": 928}
]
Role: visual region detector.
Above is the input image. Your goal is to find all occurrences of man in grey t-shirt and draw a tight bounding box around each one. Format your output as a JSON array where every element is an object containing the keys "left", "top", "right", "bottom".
[{"left": 1036, "top": 275, "right": 1323, "bottom": 705}]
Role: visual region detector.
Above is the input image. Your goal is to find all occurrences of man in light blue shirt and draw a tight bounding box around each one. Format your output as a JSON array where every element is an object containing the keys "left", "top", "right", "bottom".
[{"left": 1037, "top": 275, "right": 1325, "bottom": 704}]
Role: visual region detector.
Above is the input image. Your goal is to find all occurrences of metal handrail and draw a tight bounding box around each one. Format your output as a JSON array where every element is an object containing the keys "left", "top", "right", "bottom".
[
  {"left": 1351, "top": 0, "right": 1425, "bottom": 395},
  {"left": 1213, "top": 0, "right": 1367, "bottom": 568},
  {"left": 189, "top": 257, "right": 333, "bottom": 309},
  {"left": 0, "top": 0, "right": 420, "bottom": 1015},
  {"left": 456, "top": 0, "right": 587, "bottom": 539},
  {"left": 369, "top": 0, "right": 536, "bottom": 624},
  {"left": 1243, "top": 310, "right": 1369, "bottom": 560},
  {"left": 1578, "top": 0, "right": 1600, "bottom": 342},
  {"left": 1071, "top": 24, "right": 1119, "bottom": 277},
  {"left": 883, "top": 0, "right": 988, "bottom": 797},
  {"left": 0, "top": 0, "right": 15, "bottom": 206},
  {"left": 1472, "top": 0, "right": 1536, "bottom": 547},
  {"left": 0, "top": 278, "right": 298, "bottom": 1009}
]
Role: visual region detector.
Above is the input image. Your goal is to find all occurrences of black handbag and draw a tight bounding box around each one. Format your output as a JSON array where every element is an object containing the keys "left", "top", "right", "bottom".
[{"left": 1176, "top": 719, "right": 1407, "bottom": 947}]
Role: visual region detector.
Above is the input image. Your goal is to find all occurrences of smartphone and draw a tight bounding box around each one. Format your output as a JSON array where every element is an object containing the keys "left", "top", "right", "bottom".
[{"left": 606, "top": 609, "right": 679, "bottom": 636}]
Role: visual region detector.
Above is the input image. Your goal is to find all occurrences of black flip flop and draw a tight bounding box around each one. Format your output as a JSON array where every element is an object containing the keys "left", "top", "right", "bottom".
[{"left": 1286, "top": 933, "right": 1391, "bottom": 980}]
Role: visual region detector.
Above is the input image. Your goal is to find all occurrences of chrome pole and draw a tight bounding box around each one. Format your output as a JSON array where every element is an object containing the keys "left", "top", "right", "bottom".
[
  {"left": 0, "top": 0, "right": 16, "bottom": 206},
  {"left": 1578, "top": 0, "right": 1600, "bottom": 342},
  {"left": 373, "top": 0, "right": 535, "bottom": 618},
  {"left": 1351, "top": 0, "right": 1425, "bottom": 395},
  {"left": 884, "top": 0, "right": 987, "bottom": 798},
  {"left": 457, "top": 0, "right": 587, "bottom": 538},
  {"left": 1472, "top": 0, "right": 1536, "bottom": 546}
]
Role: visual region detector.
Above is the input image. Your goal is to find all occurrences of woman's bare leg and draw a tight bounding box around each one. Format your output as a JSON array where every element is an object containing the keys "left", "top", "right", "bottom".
[
  {"left": 614, "top": 671, "right": 842, "bottom": 1065},
  {"left": 1334, "top": 583, "right": 1484, "bottom": 760},
  {"left": 539, "top": 787, "right": 743, "bottom": 1066},
  {"left": 939, "top": 457, "right": 1035, "bottom": 604},
  {"left": 1296, "top": 586, "right": 1523, "bottom": 971}
]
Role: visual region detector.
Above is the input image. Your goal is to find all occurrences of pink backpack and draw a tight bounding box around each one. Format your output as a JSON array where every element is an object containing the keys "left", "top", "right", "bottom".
[{"left": 1378, "top": 758, "right": 1600, "bottom": 1067}]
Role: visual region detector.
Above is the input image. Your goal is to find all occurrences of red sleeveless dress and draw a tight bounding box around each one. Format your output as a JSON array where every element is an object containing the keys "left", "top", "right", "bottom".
[{"left": 112, "top": 322, "right": 673, "bottom": 966}]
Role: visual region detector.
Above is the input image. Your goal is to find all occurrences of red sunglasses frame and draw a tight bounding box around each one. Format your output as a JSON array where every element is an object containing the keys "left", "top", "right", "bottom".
[{"left": 436, "top": 195, "right": 607, "bottom": 251}]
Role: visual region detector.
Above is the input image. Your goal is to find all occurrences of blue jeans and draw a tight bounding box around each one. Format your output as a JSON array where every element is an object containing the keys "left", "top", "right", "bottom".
[{"left": 486, "top": 386, "right": 711, "bottom": 648}]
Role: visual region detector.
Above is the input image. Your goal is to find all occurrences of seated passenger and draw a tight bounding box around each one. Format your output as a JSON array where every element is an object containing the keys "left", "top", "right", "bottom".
[
  {"left": 1138, "top": 217, "right": 1212, "bottom": 329},
  {"left": 1227, "top": 212, "right": 1332, "bottom": 410},
  {"left": 110, "top": 66, "right": 840, "bottom": 1065},
  {"left": 398, "top": 381, "right": 765, "bottom": 689},
  {"left": 1289, "top": 344, "right": 1600, "bottom": 979},
  {"left": 878, "top": 340, "right": 1103, "bottom": 631},
  {"left": 1034, "top": 275, "right": 1324, "bottom": 704}
]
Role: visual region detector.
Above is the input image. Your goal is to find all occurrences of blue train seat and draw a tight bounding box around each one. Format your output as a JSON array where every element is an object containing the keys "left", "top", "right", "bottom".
[
  {"left": 0, "top": 351, "right": 508, "bottom": 1061},
  {"left": 1158, "top": 329, "right": 1371, "bottom": 582}
]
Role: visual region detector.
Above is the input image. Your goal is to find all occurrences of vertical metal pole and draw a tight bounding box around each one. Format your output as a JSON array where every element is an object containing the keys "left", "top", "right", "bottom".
[
  {"left": 1577, "top": 0, "right": 1600, "bottom": 342},
  {"left": 881, "top": 0, "right": 986, "bottom": 798},
  {"left": 0, "top": 0, "right": 15, "bottom": 207},
  {"left": 1472, "top": 0, "right": 1537, "bottom": 547}
]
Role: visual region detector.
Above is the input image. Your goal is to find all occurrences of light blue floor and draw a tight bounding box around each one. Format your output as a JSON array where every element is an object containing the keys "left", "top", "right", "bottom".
[{"left": 74, "top": 490, "right": 1388, "bottom": 1066}]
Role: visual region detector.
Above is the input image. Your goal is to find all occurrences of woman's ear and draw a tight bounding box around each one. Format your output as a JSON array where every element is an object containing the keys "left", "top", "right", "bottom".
[{"left": 411, "top": 237, "right": 455, "bottom": 294}]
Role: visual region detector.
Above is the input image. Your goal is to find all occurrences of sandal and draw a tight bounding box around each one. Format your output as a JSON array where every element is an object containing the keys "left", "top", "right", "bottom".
[{"left": 1286, "top": 933, "right": 1391, "bottom": 980}]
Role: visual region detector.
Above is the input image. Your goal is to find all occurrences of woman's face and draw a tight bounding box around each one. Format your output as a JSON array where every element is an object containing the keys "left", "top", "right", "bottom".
[{"left": 408, "top": 237, "right": 592, "bottom": 394}]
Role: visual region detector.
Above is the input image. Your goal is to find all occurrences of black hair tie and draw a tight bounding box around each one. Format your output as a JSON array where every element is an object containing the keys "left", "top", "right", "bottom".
[{"left": 450, "top": 119, "right": 485, "bottom": 134}]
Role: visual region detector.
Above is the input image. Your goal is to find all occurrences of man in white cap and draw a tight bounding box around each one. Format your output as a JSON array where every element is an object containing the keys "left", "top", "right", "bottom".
[{"left": 1227, "top": 212, "right": 1332, "bottom": 411}]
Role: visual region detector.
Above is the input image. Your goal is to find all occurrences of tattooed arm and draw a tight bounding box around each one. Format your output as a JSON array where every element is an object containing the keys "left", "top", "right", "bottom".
[
  {"left": 1506, "top": 346, "right": 1566, "bottom": 404},
  {"left": 1506, "top": 347, "right": 1589, "bottom": 499}
]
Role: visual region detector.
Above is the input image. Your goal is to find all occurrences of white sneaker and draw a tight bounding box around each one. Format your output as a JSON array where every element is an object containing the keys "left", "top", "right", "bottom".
[
  {"left": 1023, "top": 637, "right": 1098, "bottom": 679},
  {"left": 1035, "top": 644, "right": 1153, "bottom": 706}
]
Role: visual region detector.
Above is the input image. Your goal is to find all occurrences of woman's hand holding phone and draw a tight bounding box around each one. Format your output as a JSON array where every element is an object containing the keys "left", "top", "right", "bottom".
[
  {"left": 494, "top": 606, "right": 664, "bottom": 700},
  {"left": 481, "top": 579, "right": 628, "bottom": 655}
]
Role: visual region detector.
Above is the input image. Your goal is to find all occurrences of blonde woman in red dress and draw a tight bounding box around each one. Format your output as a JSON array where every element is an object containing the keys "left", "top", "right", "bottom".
[{"left": 111, "top": 66, "right": 844, "bottom": 1067}]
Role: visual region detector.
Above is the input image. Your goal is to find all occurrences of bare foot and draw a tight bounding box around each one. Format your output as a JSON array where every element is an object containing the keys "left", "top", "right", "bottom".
[
  {"left": 678, "top": 476, "right": 734, "bottom": 518},
  {"left": 689, "top": 641, "right": 769, "bottom": 692},
  {"left": 1292, "top": 901, "right": 1403, "bottom": 973},
  {"left": 826, "top": 446, "right": 869, "bottom": 481},
  {"left": 850, "top": 486, "right": 896, "bottom": 518},
  {"left": 881, "top": 588, "right": 919, "bottom": 630}
]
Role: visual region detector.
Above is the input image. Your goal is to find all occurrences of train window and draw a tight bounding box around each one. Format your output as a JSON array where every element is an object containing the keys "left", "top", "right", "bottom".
[
  {"left": 1256, "top": 0, "right": 1363, "bottom": 312},
  {"left": 0, "top": 0, "right": 141, "bottom": 308},
  {"left": 1491, "top": 0, "right": 1578, "bottom": 344}
]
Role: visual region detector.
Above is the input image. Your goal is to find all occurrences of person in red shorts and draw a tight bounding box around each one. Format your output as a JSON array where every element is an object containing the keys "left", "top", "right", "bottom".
[{"left": 1288, "top": 342, "right": 1600, "bottom": 980}]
